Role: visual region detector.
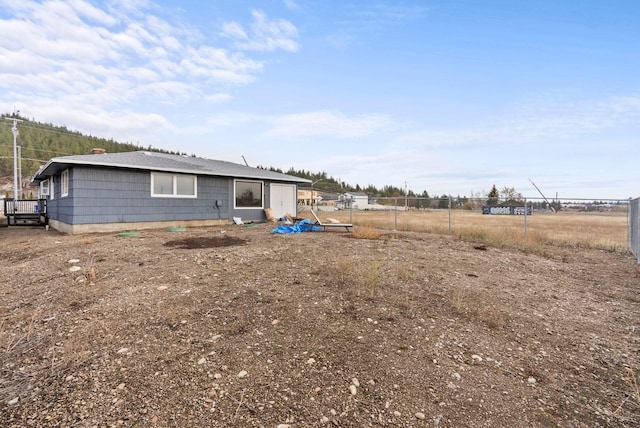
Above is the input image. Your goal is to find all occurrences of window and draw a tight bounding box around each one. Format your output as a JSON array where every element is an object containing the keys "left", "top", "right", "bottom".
[
  {"left": 151, "top": 172, "right": 197, "bottom": 198},
  {"left": 50, "top": 176, "right": 54, "bottom": 200},
  {"left": 152, "top": 173, "right": 173, "bottom": 195},
  {"left": 61, "top": 170, "right": 69, "bottom": 197},
  {"left": 235, "top": 180, "right": 263, "bottom": 208},
  {"left": 176, "top": 175, "right": 196, "bottom": 196},
  {"left": 40, "top": 179, "right": 50, "bottom": 197}
]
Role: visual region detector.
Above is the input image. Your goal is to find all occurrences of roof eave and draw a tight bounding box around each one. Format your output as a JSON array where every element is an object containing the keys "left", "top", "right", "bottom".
[{"left": 30, "top": 157, "right": 311, "bottom": 184}]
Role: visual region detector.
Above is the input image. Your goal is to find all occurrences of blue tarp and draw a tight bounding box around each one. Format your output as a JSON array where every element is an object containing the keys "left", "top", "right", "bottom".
[{"left": 272, "top": 218, "right": 322, "bottom": 234}]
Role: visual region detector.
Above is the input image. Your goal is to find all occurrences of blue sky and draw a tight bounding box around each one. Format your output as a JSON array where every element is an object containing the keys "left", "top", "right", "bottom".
[{"left": 1, "top": 0, "right": 638, "bottom": 199}]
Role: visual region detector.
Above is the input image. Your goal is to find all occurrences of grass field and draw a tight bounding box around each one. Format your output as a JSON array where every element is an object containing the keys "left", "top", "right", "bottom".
[{"left": 314, "top": 209, "right": 629, "bottom": 253}]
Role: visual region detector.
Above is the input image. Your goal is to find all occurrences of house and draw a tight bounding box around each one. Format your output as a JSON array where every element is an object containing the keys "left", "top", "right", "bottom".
[
  {"left": 30, "top": 150, "right": 310, "bottom": 234},
  {"left": 317, "top": 192, "right": 338, "bottom": 208},
  {"left": 296, "top": 187, "right": 320, "bottom": 207},
  {"left": 338, "top": 192, "right": 369, "bottom": 209},
  {"left": 296, "top": 188, "right": 338, "bottom": 209}
]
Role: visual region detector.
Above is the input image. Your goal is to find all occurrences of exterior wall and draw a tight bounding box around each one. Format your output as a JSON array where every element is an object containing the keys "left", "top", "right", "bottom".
[
  {"left": 230, "top": 180, "right": 298, "bottom": 222},
  {"left": 41, "top": 166, "right": 301, "bottom": 231},
  {"left": 48, "top": 167, "right": 230, "bottom": 225},
  {"left": 351, "top": 196, "right": 369, "bottom": 209}
]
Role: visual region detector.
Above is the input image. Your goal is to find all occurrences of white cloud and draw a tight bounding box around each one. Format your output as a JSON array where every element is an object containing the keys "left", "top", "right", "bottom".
[
  {"left": 204, "top": 93, "right": 233, "bottom": 104},
  {"left": 353, "top": 4, "right": 428, "bottom": 24},
  {"left": 395, "top": 94, "right": 640, "bottom": 150},
  {"left": 221, "top": 10, "right": 299, "bottom": 52},
  {"left": 265, "top": 111, "right": 393, "bottom": 138},
  {"left": 221, "top": 21, "right": 248, "bottom": 41},
  {"left": 283, "top": 0, "right": 300, "bottom": 10},
  {"left": 0, "top": 0, "right": 298, "bottom": 133}
]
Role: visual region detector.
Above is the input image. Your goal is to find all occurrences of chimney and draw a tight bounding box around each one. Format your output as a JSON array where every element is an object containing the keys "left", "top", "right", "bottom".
[{"left": 91, "top": 148, "right": 106, "bottom": 155}]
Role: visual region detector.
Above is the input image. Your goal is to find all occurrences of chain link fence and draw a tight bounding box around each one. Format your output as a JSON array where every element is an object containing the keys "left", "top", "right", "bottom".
[
  {"left": 630, "top": 197, "right": 640, "bottom": 262},
  {"left": 310, "top": 196, "right": 631, "bottom": 252}
]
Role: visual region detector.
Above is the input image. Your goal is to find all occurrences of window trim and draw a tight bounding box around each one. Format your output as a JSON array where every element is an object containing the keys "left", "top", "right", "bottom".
[
  {"left": 61, "top": 170, "right": 69, "bottom": 197},
  {"left": 150, "top": 172, "right": 198, "bottom": 198},
  {"left": 234, "top": 179, "right": 264, "bottom": 209}
]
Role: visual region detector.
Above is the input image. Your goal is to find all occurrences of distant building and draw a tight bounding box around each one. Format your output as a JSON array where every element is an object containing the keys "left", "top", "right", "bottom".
[{"left": 338, "top": 192, "right": 369, "bottom": 209}]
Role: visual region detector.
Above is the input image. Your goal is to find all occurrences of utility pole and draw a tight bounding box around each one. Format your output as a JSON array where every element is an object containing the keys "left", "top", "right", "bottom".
[
  {"left": 17, "top": 145, "right": 22, "bottom": 197},
  {"left": 4, "top": 117, "right": 22, "bottom": 199},
  {"left": 311, "top": 179, "right": 322, "bottom": 211},
  {"left": 404, "top": 180, "right": 408, "bottom": 211},
  {"left": 528, "top": 178, "right": 556, "bottom": 213}
]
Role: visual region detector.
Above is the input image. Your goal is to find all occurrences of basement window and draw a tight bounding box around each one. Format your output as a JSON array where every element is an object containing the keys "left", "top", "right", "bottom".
[
  {"left": 234, "top": 180, "right": 263, "bottom": 208},
  {"left": 151, "top": 172, "right": 197, "bottom": 198}
]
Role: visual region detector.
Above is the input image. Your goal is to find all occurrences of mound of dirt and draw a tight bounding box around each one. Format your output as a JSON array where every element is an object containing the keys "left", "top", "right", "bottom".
[{"left": 1, "top": 224, "right": 639, "bottom": 427}]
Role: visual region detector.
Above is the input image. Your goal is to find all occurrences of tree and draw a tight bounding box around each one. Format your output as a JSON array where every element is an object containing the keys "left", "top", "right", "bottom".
[
  {"left": 438, "top": 194, "right": 449, "bottom": 209},
  {"left": 500, "top": 186, "right": 522, "bottom": 202},
  {"left": 487, "top": 185, "right": 499, "bottom": 206}
]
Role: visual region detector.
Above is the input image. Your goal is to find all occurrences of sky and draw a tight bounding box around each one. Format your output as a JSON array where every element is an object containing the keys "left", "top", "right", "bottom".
[{"left": 0, "top": 0, "right": 638, "bottom": 200}]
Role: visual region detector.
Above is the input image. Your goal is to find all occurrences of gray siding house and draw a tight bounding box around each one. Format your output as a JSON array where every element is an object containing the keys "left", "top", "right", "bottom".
[{"left": 30, "top": 150, "right": 310, "bottom": 234}]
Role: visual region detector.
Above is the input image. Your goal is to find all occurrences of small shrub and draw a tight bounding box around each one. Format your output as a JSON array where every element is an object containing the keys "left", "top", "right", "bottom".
[
  {"left": 352, "top": 223, "right": 382, "bottom": 240},
  {"left": 450, "top": 285, "right": 470, "bottom": 312},
  {"left": 363, "top": 262, "right": 382, "bottom": 297},
  {"left": 326, "top": 256, "right": 386, "bottom": 297}
]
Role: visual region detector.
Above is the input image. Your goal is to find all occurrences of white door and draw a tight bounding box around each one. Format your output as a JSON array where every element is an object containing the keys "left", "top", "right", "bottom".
[{"left": 270, "top": 184, "right": 296, "bottom": 218}]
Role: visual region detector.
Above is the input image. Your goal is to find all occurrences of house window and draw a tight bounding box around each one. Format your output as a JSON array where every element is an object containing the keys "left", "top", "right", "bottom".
[
  {"left": 235, "top": 180, "right": 263, "bottom": 208},
  {"left": 40, "top": 179, "right": 50, "bottom": 197},
  {"left": 176, "top": 175, "right": 196, "bottom": 196},
  {"left": 151, "top": 172, "right": 197, "bottom": 198},
  {"left": 61, "top": 170, "right": 69, "bottom": 197},
  {"left": 50, "top": 176, "right": 54, "bottom": 200}
]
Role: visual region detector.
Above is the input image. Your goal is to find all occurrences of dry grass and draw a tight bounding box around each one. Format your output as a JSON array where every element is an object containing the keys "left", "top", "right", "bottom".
[
  {"left": 331, "top": 257, "right": 385, "bottom": 297},
  {"left": 448, "top": 285, "right": 507, "bottom": 329},
  {"left": 328, "top": 210, "right": 628, "bottom": 253},
  {"left": 351, "top": 221, "right": 382, "bottom": 240}
]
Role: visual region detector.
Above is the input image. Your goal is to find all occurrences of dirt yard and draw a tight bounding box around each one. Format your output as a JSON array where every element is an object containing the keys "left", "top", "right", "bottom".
[{"left": 1, "top": 222, "right": 639, "bottom": 427}]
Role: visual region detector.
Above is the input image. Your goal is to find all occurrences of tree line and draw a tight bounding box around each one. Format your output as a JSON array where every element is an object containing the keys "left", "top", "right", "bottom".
[{"left": 260, "top": 166, "right": 436, "bottom": 199}]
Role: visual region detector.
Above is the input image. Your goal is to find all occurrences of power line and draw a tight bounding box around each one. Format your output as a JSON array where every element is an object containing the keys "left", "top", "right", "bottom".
[
  {"left": 0, "top": 143, "right": 74, "bottom": 156},
  {"left": 0, "top": 156, "right": 48, "bottom": 162}
]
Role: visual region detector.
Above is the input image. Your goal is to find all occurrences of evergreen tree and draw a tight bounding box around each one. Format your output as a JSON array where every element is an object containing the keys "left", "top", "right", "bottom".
[{"left": 487, "top": 184, "right": 500, "bottom": 206}]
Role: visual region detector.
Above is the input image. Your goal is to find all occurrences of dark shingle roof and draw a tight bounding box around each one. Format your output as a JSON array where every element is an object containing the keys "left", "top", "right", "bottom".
[{"left": 31, "top": 151, "right": 310, "bottom": 184}]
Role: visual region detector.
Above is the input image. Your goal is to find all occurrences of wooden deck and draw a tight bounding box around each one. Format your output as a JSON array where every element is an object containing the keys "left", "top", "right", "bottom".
[{"left": 3, "top": 199, "right": 48, "bottom": 226}]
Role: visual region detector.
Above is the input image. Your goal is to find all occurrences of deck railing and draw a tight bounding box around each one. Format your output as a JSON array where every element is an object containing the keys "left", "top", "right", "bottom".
[{"left": 3, "top": 198, "right": 48, "bottom": 226}]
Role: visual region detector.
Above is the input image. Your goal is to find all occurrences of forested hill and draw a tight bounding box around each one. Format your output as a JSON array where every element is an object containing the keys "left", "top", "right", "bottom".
[{"left": 0, "top": 113, "right": 180, "bottom": 180}]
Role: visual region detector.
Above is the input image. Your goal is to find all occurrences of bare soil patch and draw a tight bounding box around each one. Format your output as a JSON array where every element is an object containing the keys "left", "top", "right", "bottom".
[
  {"left": 164, "top": 235, "right": 247, "bottom": 249},
  {"left": 1, "top": 223, "right": 639, "bottom": 427}
]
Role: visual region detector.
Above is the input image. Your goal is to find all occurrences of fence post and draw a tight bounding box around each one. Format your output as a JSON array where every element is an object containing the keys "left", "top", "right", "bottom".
[
  {"left": 524, "top": 198, "right": 528, "bottom": 239},
  {"left": 394, "top": 198, "right": 398, "bottom": 231},
  {"left": 349, "top": 197, "right": 353, "bottom": 224},
  {"left": 448, "top": 195, "right": 452, "bottom": 235},
  {"left": 630, "top": 197, "right": 640, "bottom": 262},
  {"left": 629, "top": 197, "right": 632, "bottom": 254}
]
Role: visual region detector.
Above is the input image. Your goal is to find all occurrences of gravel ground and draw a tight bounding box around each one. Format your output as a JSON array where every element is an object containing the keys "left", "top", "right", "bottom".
[{"left": 1, "top": 223, "right": 639, "bottom": 427}]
